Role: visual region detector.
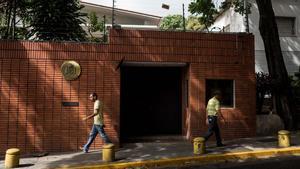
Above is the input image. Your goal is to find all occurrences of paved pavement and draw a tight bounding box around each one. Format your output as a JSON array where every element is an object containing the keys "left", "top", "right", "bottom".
[{"left": 0, "top": 132, "right": 300, "bottom": 169}]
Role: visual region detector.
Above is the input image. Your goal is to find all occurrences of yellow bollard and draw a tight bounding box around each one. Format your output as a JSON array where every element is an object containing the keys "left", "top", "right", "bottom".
[
  {"left": 278, "top": 130, "right": 290, "bottom": 147},
  {"left": 5, "top": 148, "right": 20, "bottom": 168},
  {"left": 193, "top": 137, "right": 205, "bottom": 155},
  {"left": 102, "top": 143, "right": 115, "bottom": 162}
]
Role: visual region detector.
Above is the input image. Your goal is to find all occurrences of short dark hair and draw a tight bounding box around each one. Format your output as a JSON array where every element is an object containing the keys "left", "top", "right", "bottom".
[
  {"left": 212, "top": 90, "right": 222, "bottom": 96},
  {"left": 90, "top": 92, "right": 97, "bottom": 99}
]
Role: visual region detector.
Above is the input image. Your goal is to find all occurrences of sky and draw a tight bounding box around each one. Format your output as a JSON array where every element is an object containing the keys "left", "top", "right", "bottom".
[{"left": 82, "top": 0, "right": 223, "bottom": 17}]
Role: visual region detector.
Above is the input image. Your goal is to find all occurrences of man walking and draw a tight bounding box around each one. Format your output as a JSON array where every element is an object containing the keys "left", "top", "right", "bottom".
[
  {"left": 81, "top": 92, "right": 111, "bottom": 153},
  {"left": 204, "top": 90, "right": 225, "bottom": 147}
]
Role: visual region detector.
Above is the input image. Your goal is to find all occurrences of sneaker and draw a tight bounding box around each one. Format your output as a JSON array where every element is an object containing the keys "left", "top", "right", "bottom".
[{"left": 79, "top": 146, "right": 88, "bottom": 153}]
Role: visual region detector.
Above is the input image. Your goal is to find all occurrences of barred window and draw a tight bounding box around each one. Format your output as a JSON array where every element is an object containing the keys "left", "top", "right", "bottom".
[{"left": 276, "top": 17, "right": 296, "bottom": 36}]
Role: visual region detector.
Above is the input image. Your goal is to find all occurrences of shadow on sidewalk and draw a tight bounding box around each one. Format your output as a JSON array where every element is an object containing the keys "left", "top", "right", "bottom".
[{"left": 18, "top": 164, "right": 35, "bottom": 168}]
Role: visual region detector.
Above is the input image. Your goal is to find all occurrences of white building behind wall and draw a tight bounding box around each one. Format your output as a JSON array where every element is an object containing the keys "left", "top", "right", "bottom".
[
  {"left": 210, "top": 0, "right": 300, "bottom": 75},
  {"left": 81, "top": 1, "right": 161, "bottom": 30}
]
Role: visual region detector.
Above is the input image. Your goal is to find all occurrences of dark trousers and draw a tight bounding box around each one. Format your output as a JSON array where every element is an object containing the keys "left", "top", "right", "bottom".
[{"left": 204, "top": 116, "right": 222, "bottom": 145}]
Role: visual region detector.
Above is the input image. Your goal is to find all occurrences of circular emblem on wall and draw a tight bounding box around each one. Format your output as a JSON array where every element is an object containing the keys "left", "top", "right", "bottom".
[{"left": 61, "top": 61, "right": 81, "bottom": 80}]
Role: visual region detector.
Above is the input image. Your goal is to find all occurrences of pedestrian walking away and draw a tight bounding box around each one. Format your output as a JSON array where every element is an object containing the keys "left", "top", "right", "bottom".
[
  {"left": 203, "top": 90, "right": 225, "bottom": 147},
  {"left": 80, "top": 92, "right": 112, "bottom": 153}
]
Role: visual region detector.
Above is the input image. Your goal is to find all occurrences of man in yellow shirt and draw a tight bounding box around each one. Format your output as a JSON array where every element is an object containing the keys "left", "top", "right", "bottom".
[
  {"left": 204, "top": 90, "right": 225, "bottom": 147},
  {"left": 81, "top": 92, "right": 111, "bottom": 153}
]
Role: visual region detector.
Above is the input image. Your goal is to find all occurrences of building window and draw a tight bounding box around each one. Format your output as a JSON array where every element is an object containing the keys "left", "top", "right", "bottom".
[
  {"left": 276, "top": 17, "right": 296, "bottom": 36},
  {"left": 223, "top": 24, "right": 230, "bottom": 32},
  {"left": 206, "top": 79, "right": 234, "bottom": 108}
]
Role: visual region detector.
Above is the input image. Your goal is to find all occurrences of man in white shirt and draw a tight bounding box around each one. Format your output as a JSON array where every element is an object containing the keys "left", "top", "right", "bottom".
[{"left": 81, "top": 92, "right": 111, "bottom": 153}]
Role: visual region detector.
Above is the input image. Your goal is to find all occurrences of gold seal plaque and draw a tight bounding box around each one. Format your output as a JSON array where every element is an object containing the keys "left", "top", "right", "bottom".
[{"left": 61, "top": 61, "right": 81, "bottom": 80}]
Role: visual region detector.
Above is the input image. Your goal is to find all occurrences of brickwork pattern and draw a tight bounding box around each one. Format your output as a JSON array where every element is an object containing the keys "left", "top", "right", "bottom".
[{"left": 0, "top": 29, "right": 255, "bottom": 154}]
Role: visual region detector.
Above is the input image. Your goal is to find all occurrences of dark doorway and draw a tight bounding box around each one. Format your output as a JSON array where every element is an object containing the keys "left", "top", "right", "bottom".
[{"left": 120, "top": 66, "right": 183, "bottom": 141}]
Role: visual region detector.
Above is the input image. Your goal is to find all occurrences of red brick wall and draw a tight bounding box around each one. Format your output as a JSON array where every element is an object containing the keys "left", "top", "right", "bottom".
[{"left": 0, "top": 29, "right": 255, "bottom": 154}]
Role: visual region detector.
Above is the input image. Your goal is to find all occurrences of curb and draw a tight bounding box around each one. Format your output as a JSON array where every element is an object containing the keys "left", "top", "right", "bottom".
[{"left": 55, "top": 147, "right": 300, "bottom": 169}]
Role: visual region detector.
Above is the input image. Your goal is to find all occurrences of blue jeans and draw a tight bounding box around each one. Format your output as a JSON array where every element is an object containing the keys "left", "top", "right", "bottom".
[{"left": 83, "top": 124, "right": 111, "bottom": 152}]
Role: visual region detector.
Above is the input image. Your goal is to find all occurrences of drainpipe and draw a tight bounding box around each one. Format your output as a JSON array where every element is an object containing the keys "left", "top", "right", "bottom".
[{"left": 244, "top": 0, "right": 249, "bottom": 33}]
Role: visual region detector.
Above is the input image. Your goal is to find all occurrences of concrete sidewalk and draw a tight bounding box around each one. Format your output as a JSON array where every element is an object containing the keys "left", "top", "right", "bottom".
[{"left": 1, "top": 132, "right": 300, "bottom": 169}]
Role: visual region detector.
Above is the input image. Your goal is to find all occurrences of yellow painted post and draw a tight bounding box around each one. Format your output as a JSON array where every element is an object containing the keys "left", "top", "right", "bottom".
[
  {"left": 193, "top": 137, "right": 205, "bottom": 155},
  {"left": 278, "top": 130, "right": 290, "bottom": 147},
  {"left": 102, "top": 144, "right": 115, "bottom": 162},
  {"left": 5, "top": 148, "right": 20, "bottom": 168}
]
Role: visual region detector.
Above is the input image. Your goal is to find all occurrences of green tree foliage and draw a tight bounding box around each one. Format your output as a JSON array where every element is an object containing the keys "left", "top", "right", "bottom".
[
  {"left": 0, "top": 0, "right": 30, "bottom": 39},
  {"left": 188, "top": 0, "right": 218, "bottom": 31},
  {"left": 220, "top": 0, "right": 251, "bottom": 15},
  {"left": 291, "top": 77, "right": 300, "bottom": 89},
  {"left": 0, "top": 6, "right": 5, "bottom": 26},
  {"left": 88, "top": 12, "right": 104, "bottom": 32},
  {"left": 28, "top": 0, "right": 87, "bottom": 41},
  {"left": 159, "top": 15, "right": 184, "bottom": 30},
  {"left": 86, "top": 12, "right": 106, "bottom": 42},
  {"left": 0, "top": 12, "right": 5, "bottom": 36},
  {"left": 186, "top": 16, "right": 203, "bottom": 31},
  {"left": 159, "top": 15, "right": 203, "bottom": 31},
  {"left": 256, "top": 72, "right": 273, "bottom": 114}
]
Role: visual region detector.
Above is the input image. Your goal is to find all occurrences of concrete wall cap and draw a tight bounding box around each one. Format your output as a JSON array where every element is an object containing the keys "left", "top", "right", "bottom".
[
  {"left": 278, "top": 130, "right": 290, "bottom": 135},
  {"left": 6, "top": 148, "right": 20, "bottom": 155},
  {"left": 193, "top": 137, "right": 205, "bottom": 142},
  {"left": 103, "top": 144, "right": 115, "bottom": 149}
]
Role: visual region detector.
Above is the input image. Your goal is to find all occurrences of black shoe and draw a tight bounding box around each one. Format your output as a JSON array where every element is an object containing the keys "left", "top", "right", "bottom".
[{"left": 217, "top": 143, "right": 226, "bottom": 147}]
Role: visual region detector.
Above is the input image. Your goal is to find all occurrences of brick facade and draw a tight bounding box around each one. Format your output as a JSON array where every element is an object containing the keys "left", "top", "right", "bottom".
[{"left": 0, "top": 29, "right": 255, "bottom": 154}]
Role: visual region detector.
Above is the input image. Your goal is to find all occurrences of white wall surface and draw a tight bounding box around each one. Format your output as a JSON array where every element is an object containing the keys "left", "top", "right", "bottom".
[
  {"left": 249, "top": 0, "right": 300, "bottom": 51},
  {"left": 81, "top": 5, "right": 159, "bottom": 25},
  {"left": 210, "top": 8, "right": 244, "bottom": 33},
  {"left": 211, "top": 0, "right": 300, "bottom": 74}
]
